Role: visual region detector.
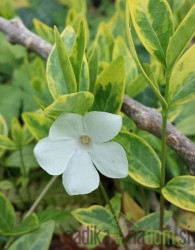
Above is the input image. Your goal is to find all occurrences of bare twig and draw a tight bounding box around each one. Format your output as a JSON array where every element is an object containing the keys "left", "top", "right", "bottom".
[
  {"left": 0, "top": 17, "right": 52, "bottom": 59},
  {"left": 0, "top": 16, "right": 195, "bottom": 174},
  {"left": 122, "top": 96, "right": 195, "bottom": 174}
]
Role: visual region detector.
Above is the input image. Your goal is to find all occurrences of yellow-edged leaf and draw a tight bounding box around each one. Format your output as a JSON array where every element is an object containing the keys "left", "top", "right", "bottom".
[
  {"left": 162, "top": 176, "right": 195, "bottom": 212},
  {"left": 168, "top": 45, "right": 195, "bottom": 107},
  {"left": 44, "top": 92, "right": 94, "bottom": 117}
]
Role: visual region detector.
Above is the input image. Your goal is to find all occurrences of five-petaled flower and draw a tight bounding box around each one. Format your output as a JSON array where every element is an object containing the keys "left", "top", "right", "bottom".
[{"left": 34, "top": 112, "right": 128, "bottom": 195}]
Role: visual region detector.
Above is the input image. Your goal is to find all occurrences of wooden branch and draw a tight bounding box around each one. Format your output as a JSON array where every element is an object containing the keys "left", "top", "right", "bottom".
[
  {"left": 0, "top": 17, "right": 52, "bottom": 60},
  {"left": 0, "top": 17, "right": 195, "bottom": 175},
  {"left": 122, "top": 96, "right": 195, "bottom": 175}
]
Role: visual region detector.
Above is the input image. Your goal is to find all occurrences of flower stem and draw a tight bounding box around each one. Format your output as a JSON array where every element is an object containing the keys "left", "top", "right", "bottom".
[
  {"left": 24, "top": 176, "right": 58, "bottom": 220},
  {"left": 159, "top": 110, "right": 168, "bottom": 250},
  {"left": 99, "top": 182, "right": 129, "bottom": 250}
]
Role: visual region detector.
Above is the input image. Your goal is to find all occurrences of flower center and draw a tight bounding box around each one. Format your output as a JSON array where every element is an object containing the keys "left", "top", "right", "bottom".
[{"left": 80, "top": 135, "right": 91, "bottom": 144}]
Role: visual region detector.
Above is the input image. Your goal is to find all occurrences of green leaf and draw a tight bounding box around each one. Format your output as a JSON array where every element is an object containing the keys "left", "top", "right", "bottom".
[
  {"left": 10, "top": 214, "right": 39, "bottom": 236},
  {"left": 132, "top": 211, "right": 172, "bottom": 230},
  {"left": 0, "top": 135, "right": 17, "bottom": 150},
  {"left": 125, "top": 2, "right": 167, "bottom": 108},
  {"left": 95, "top": 22, "right": 114, "bottom": 62},
  {"left": 129, "top": 0, "right": 173, "bottom": 65},
  {"left": 113, "top": 36, "right": 138, "bottom": 85},
  {"left": 46, "top": 26, "right": 76, "bottom": 99},
  {"left": 72, "top": 205, "right": 118, "bottom": 236},
  {"left": 0, "top": 114, "right": 8, "bottom": 157},
  {"left": 33, "top": 18, "right": 54, "bottom": 44},
  {"left": 79, "top": 55, "right": 90, "bottom": 91},
  {"left": 69, "top": 19, "right": 86, "bottom": 89},
  {"left": 37, "top": 209, "right": 70, "bottom": 224},
  {"left": 54, "top": 26, "right": 77, "bottom": 94},
  {"left": 176, "top": 115, "right": 195, "bottom": 136},
  {"left": 126, "top": 74, "right": 147, "bottom": 97},
  {"left": 44, "top": 92, "right": 94, "bottom": 117},
  {"left": 11, "top": 118, "right": 23, "bottom": 148},
  {"left": 5, "top": 144, "right": 38, "bottom": 169},
  {"left": 162, "top": 176, "right": 195, "bottom": 212},
  {"left": 92, "top": 56, "right": 125, "bottom": 113},
  {"left": 0, "top": 85, "right": 23, "bottom": 128},
  {"left": 166, "top": 4, "right": 195, "bottom": 69},
  {"left": 115, "top": 132, "right": 161, "bottom": 188},
  {"left": 0, "top": 114, "right": 8, "bottom": 136},
  {"left": 105, "top": 194, "right": 121, "bottom": 218},
  {"left": 30, "top": 77, "right": 45, "bottom": 93},
  {"left": 0, "top": 192, "right": 16, "bottom": 235},
  {"left": 0, "top": 180, "right": 14, "bottom": 190},
  {"left": 88, "top": 45, "right": 98, "bottom": 93},
  {"left": 22, "top": 125, "right": 34, "bottom": 146},
  {"left": 168, "top": 45, "right": 195, "bottom": 107},
  {"left": 8, "top": 220, "right": 55, "bottom": 250},
  {"left": 22, "top": 112, "right": 53, "bottom": 140}
]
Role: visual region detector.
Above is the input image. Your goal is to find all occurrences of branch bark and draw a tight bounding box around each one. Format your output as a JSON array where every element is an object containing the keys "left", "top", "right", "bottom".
[{"left": 0, "top": 17, "right": 195, "bottom": 174}]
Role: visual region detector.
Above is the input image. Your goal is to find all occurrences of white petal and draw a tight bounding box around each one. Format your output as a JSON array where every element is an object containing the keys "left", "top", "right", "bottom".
[
  {"left": 49, "top": 113, "right": 85, "bottom": 140},
  {"left": 62, "top": 151, "right": 100, "bottom": 195},
  {"left": 90, "top": 142, "right": 128, "bottom": 178},
  {"left": 34, "top": 137, "right": 77, "bottom": 175},
  {"left": 84, "top": 112, "right": 122, "bottom": 143}
]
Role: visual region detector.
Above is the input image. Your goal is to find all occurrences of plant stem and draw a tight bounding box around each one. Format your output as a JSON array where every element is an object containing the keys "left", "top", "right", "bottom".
[
  {"left": 19, "top": 147, "right": 27, "bottom": 177},
  {"left": 99, "top": 182, "right": 129, "bottom": 250},
  {"left": 159, "top": 110, "right": 168, "bottom": 250},
  {"left": 24, "top": 176, "right": 57, "bottom": 220},
  {"left": 139, "top": 185, "right": 148, "bottom": 215}
]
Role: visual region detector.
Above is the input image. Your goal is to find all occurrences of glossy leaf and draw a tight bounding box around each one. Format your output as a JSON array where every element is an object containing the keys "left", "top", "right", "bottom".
[
  {"left": 72, "top": 205, "right": 118, "bottom": 236},
  {"left": 166, "top": 5, "right": 195, "bottom": 69},
  {"left": 0, "top": 192, "right": 16, "bottom": 235},
  {"left": 46, "top": 26, "right": 76, "bottom": 99},
  {"left": 132, "top": 211, "right": 172, "bottom": 230},
  {"left": 8, "top": 220, "right": 55, "bottom": 250},
  {"left": 79, "top": 55, "right": 89, "bottom": 91},
  {"left": 92, "top": 56, "right": 125, "bottom": 113},
  {"left": 54, "top": 27, "right": 77, "bottom": 93},
  {"left": 162, "top": 176, "right": 195, "bottom": 212},
  {"left": 115, "top": 132, "right": 161, "bottom": 188},
  {"left": 44, "top": 91, "right": 94, "bottom": 117},
  {"left": 126, "top": 2, "right": 167, "bottom": 108},
  {"left": 113, "top": 36, "right": 138, "bottom": 85},
  {"left": 10, "top": 214, "right": 39, "bottom": 236},
  {"left": 95, "top": 22, "right": 114, "bottom": 62},
  {"left": 129, "top": 0, "right": 173, "bottom": 65},
  {"left": 22, "top": 112, "right": 53, "bottom": 140},
  {"left": 69, "top": 19, "right": 85, "bottom": 89},
  {"left": 168, "top": 45, "right": 195, "bottom": 107}
]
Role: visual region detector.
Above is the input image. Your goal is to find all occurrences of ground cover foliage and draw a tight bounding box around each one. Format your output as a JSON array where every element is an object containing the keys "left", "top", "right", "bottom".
[{"left": 0, "top": 0, "right": 195, "bottom": 249}]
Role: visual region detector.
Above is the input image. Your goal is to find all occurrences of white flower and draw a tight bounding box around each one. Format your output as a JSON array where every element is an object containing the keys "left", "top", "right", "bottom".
[{"left": 34, "top": 111, "right": 128, "bottom": 195}]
